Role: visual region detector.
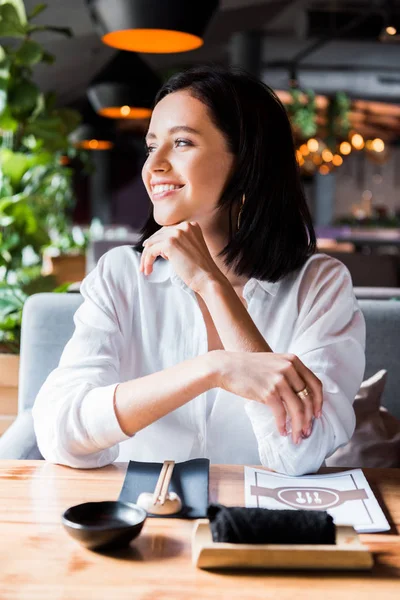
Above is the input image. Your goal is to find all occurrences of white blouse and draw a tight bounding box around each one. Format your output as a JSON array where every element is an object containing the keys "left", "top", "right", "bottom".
[{"left": 32, "top": 246, "right": 366, "bottom": 475}]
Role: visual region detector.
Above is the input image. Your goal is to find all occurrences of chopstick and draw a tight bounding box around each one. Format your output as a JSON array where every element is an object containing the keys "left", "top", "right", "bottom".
[{"left": 152, "top": 460, "right": 175, "bottom": 506}]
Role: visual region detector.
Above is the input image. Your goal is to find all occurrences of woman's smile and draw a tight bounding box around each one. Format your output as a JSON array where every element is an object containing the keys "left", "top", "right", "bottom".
[{"left": 151, "top": 184, "right": 185, "bottom": 201}]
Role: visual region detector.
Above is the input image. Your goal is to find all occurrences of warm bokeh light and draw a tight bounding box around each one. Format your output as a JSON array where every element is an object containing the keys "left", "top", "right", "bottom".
[
  {"left": 332, "top": 154, "right": 343, "bottom": 166},
  {"left": 312, "top": 155, "right": 323, "bottom": 165},
  {"left": 99, "top": 107, "right": 152, "bottom": 119},
  {"left": 340, "top": 141, "right": 352, "bottom": 155},
  {"left": 351, "top": 133, "right": 365, "bottom": 149},
  {"left": 102, "top": 29, "right": 203, "bottom": 53},
  {"left": 299, "top": 143, "right": 310, "bottom": 156},
  {"left": 371, "top": 138, "right": 385, "bottom": 152},
  {"left": 386, "top": 26, "right": 397, "bottom": 36},
  {"left": 307, "top": 138, "right": 319, "bottom": 152},
  {"left": 75, "top": 139, "right": 114, "bottom": 150},
  {"left": 319, "top": 165, "right": 330, "bottom": 175},
  {"left": 296, "top": 149, "right": 304, "bottom": 165},
  {"left": 322, "top": 149, "right": 333, "bottom": 162}
]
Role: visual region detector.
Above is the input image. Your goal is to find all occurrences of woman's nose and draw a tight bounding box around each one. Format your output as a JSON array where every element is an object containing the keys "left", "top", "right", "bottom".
[{"left": 147, "top": 150, "right": 170, "bottom": 173}]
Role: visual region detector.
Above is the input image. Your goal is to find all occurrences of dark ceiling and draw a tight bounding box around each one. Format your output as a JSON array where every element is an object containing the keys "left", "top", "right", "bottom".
[{"left": 26, "top": 0, "right": 400, "bottom": 107}]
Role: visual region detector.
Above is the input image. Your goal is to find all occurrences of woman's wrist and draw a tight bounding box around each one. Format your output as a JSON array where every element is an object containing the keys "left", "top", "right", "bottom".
[
  {"left": 203, "top": 349, "right": 231, "bottom": 390},
  {"left": 195, "top": 273, "right": 231, "bottom": 299}
]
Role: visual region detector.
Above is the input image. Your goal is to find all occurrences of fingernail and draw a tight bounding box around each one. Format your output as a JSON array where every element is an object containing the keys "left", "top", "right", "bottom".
[
  {"left": 281, "top": 428, "right": 287, "bottom": 437},
  {"left": 316, "top": 410, "right": 322, "bottom": 419}
]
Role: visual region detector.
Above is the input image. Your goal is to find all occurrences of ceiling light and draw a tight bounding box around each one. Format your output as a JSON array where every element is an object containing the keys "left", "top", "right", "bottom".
[
  {"left": 88, "top": 51, "right": 161, "bottom": 120},
  {"left": 379, "top": 1, "right": 400, "bottom": 42},
  {"left": 69, "top": 103, "right": 115, "bottom": 150},
  {"left": 87, "top": 0, "right": 219, "bottom": 53},
  {"left": 69, "top": 124, "right": 114, "bottom": 150}
]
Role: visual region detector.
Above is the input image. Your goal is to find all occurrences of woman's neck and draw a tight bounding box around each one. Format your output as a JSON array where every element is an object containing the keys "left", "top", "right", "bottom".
[{"left": 203, "top": 229, "right": 249, "bottom": 290}]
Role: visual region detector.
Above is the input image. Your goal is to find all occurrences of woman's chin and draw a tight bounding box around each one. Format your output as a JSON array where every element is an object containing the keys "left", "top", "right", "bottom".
[{"left": 153, "top": 210, "right": 185, "bottom": 227}]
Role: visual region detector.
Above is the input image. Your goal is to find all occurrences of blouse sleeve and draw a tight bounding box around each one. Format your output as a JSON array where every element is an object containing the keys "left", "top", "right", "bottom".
[
  {"left": 32, "top": 248, "right": 131, "bottom": 469},
  {"left": 244, "top": 255, "right": 366, "bottom": 476}
]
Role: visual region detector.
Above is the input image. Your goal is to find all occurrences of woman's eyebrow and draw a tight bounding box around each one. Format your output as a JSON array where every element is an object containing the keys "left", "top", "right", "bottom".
[{"left": 145, "top": 125, "right": 201, "bottom": 141}]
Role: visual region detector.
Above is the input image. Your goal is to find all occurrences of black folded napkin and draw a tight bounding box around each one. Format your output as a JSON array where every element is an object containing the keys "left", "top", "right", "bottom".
[
  {"left": 119, "top": 459, "right": 210, "bottom": 519},
  {"left": 207, "top": 504, "right": 336, "bottom": 545}
]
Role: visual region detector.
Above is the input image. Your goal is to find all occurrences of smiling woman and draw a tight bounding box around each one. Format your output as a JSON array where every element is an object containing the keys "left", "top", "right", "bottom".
[{"left": 32, "top": 66, "right": 365, "bottom": 476}]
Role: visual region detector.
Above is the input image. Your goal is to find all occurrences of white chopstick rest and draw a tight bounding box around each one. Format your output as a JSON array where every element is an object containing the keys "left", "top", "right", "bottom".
[{"left": 137, "top": 460, "right": 182, "bottom": 515}]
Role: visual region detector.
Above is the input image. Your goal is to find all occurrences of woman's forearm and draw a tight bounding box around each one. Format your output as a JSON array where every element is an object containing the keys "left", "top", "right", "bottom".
[
  {"left": 114, "top": 353, "right": 218, "bottom": 436},
  {"left": 199, "top": 278, "right": 272, "bottom": 353}
]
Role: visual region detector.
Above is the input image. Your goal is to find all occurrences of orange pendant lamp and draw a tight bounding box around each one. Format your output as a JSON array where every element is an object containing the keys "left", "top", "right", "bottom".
[
  {"left": 69, "top": 104, "right": 115, "bottom": 150},
  {"left": 87, "top": 0, "right": 219, "bottom": 53},
  {"left": 87, "top": 51, "right": 161, "bottom": 120}
]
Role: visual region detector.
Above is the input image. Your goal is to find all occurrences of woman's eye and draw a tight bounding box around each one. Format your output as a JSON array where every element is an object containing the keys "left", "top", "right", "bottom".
[
  {"left": 145, "top": 145, "right": 155, "bottom": 155},
  {"left": 175, "top": 138, "right": 192, "bottom": 148}
]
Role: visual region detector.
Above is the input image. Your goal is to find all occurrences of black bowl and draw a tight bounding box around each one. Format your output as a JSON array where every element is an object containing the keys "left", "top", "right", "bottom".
[{"left": 62, "top": 501, "right": 147, "bottom": 551}]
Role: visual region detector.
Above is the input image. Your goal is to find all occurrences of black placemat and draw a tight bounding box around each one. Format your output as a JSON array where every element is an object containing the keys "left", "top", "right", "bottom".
[{"left": 118, "top": 458, "right": 210, "bottom": 519}]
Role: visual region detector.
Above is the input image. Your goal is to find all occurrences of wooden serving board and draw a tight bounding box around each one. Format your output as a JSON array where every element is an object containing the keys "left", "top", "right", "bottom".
[{"left": 192, "top": 519, "right": 373, "bottom": 571}]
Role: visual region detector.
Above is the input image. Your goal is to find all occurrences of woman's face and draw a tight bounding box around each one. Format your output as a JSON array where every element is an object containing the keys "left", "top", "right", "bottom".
[{"left": 142, "top": 90, "right": 234, "bottom": 228}]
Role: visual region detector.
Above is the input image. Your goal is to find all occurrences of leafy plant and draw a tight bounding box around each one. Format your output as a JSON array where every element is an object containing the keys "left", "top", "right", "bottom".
[
  {"left": 0, "top": 1, "right": 85, "bottom": 279},
  {"left": 0, "top": 273, "right": 70, "bottom": 354},
  {"left": 326, "top": 91, "right": 351, "bottom": 151},
  {"left": 0, "top": 1, "right": 85, "bottom": 353},
  {"left": 286, "top": 87, "right": 318, "bottom": 139}
]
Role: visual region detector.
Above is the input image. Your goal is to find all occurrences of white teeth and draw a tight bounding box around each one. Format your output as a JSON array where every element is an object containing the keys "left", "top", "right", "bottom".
[{"left": 152, "top": 184, "right": 182, "bottom": 194}]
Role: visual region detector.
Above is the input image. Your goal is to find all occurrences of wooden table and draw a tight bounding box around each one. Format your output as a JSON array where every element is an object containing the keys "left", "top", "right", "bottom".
[{"left": 0, "top": 461, "right": 399, "bottom": 599}]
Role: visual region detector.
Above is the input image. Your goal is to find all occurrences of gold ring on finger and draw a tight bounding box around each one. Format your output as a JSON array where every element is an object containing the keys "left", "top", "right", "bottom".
[{"left": 296, "top": 386, "right": 311, "bottom": 401}]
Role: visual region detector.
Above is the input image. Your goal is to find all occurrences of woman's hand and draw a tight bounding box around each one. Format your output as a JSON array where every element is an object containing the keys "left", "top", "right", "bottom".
[
  {"left": 140, "top": 221, "right": 225, "bottom": 293},
  {"left": 212, "top": 350, "right": 323, "bottom": 444}
]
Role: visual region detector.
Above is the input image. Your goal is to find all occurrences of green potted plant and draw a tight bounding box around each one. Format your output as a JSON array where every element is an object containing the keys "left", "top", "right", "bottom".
[{"left": 0, "top": 0, "right": 83, "bottom": 430}]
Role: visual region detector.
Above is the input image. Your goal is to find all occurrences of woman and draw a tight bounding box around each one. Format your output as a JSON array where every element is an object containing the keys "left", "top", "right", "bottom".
[{"left": 33, "top": 66, "right": 365, "bottom": 474}]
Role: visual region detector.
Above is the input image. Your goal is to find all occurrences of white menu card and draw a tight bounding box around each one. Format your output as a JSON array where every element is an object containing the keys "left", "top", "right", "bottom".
[{"left": 244, "top": 467, "right": 390, "bottom": 533}]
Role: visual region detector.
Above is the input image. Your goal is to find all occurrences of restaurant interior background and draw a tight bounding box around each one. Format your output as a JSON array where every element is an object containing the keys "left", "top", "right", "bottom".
[{"left": 1, "top": 0, "right": 400, "bottom": 391}]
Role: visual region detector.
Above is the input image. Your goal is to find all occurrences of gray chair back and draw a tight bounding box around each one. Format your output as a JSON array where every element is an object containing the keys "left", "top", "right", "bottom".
[
  {"left": 19, "top": 293, "right": 83, "bottom": 413},
  {"left": 19, "top": 295, "right": 400, "bottom": 419},
  {"left": 361, "top": 300, "right": 400, "bottom": 419}
]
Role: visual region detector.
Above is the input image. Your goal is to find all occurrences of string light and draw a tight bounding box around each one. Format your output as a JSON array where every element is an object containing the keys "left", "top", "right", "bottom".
[
  {"left": 322, "top": 149, "right": 333, "bottom": 162},
  {"left": 332, "top": 154, "right": 343, "bottom": 166},
  {"left": 371, "top": 138, "right": 385, "bottom": 152},
  {"left": 319, "top": 165, "right": 330, "bottom": 175},
  {"left": 386, "top": 26, "right": 397, "bottom": 35},
  {"left": 296, "top": 150, "right": 304, "bottom": 165},
  {"left": 307, "top": 138, "right": 319, "bottom": 152},
  {"left": 351, "top": 133, "right": 365, "bottom": 150},
  {"left": 340, "top": 141, "right": 352, "bottom": 155},
  {"left": 299, "top": 144, "right": 310, "bottom": 156}
]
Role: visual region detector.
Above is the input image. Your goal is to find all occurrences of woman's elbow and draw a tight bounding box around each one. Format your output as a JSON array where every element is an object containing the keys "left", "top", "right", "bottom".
[{"left": 36, "top": 435, "right": 119, "bottom": 469}]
